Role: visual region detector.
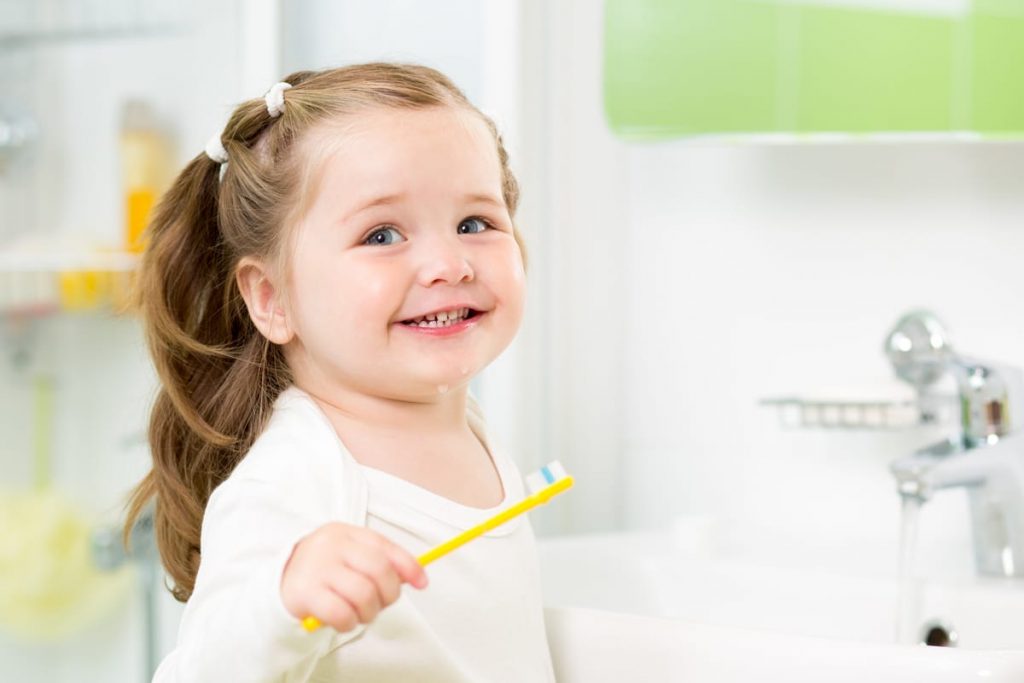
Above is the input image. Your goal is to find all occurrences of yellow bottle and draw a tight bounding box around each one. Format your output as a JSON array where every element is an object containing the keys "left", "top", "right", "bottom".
[{"left": 120, "top": 100, "right": 172, "bottom": 254}]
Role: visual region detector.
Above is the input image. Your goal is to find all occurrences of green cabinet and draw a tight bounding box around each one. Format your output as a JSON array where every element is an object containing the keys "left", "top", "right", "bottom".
[{"left": 604, "top": 0, "right": 1024, "bottom": 139}]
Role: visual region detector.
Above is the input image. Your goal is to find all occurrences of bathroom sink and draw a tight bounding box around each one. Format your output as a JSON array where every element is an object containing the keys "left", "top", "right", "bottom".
[
  {"left": 542, "top": 605, "right": 1024, "bottom": 683},
  {"left": 537, "top": 518, "right": 1024, "bottom": 681}
]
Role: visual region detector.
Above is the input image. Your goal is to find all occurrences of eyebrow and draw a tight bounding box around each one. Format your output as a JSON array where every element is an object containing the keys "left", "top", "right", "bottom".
[{"left": 346, "top": 192, "right": 505, "bottom": 221}]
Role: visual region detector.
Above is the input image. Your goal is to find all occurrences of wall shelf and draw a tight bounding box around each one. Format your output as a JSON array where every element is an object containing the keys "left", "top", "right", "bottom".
[
  {"left": 759, "top": 394, "right": 957, "bottom": 431},
  {"left": 0, "top": 0, "right": 190, "bottom": 50},
  {"left": 0, "top": 249, "right": 139, "bottom": 318}
]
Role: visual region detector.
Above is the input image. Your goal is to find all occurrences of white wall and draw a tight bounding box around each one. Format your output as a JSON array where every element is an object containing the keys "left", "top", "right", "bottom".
[
  {"left": 513, "top": 0, "right": 633, "bottom": 535},
  {"left": 620, "top": 140, "right": 1024, "bottom": 567},
  {"left": 282, "top": 0, "right": 486, "bottom": 101}
]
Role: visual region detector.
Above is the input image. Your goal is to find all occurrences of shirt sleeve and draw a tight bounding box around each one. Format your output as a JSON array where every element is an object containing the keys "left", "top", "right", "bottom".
[{"left": 151, "top": 475, "right": 363, "bottom": 683}]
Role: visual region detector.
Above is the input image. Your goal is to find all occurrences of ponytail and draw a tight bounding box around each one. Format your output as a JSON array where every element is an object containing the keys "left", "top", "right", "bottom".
[{"left": 123, "top": 152, "right": 290, "bottom": 601}]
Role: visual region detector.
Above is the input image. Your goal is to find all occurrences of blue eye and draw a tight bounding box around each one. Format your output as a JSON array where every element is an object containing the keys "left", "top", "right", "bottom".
[
  {"left": 458, "top": 217, "right": 491, "bottom": 234},
  {"left": 364, "top": 226, "right": 405, "bottom": 246}
]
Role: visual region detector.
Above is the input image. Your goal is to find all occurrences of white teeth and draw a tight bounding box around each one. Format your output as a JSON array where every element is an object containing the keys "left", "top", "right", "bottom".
[{"left": 404, "top": 307, "right": 470, "bottom": 327}]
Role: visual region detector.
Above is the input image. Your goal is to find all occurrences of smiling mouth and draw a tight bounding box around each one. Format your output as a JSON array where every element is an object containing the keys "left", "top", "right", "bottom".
[{"left": 399, "top": 308, "right": 483, "bottom": 328}]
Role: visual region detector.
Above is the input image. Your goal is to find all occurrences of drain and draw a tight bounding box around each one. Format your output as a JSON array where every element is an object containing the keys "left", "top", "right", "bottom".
[{"left": 920, "top": 620, "right": 958, "bottom": 647}]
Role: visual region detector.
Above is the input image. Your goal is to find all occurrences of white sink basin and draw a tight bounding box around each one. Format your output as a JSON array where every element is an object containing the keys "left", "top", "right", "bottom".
[{"left": 537, "top": 518, "right": 1024, "bottom": 681}]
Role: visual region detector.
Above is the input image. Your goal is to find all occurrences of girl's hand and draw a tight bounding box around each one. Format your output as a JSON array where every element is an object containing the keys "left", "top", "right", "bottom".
[{"left": 280, "top": 522, "right": 429, "bottom": 632}]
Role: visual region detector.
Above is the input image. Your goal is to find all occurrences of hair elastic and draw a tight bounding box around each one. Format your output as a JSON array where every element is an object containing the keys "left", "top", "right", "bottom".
[
  {"left": 204, "top": 132, "right": 229, "bottom": 182},
  {"left": 264, "top": 81, "right": 292, "bottom": 118},
  {"left": 203, "top": 81, "right": 292, "bottom": 182},
  {"left": 204, "top": 134, "right": 228, "bottom": 164}
]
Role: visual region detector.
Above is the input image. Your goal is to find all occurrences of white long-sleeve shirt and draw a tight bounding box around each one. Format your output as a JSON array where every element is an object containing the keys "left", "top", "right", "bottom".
[{"left": 153, "top": 386, "right": 556, "bottom": 682}]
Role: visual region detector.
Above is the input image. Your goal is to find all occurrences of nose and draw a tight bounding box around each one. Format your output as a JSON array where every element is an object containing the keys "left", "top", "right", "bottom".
[{"left": 416, "top": 232, "right": 474, "bottom": 287}]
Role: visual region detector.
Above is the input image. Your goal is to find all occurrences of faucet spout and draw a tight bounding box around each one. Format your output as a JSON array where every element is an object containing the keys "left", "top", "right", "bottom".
[
  {"left": 890, "top": 437, "right": 962, "bottom": 501},
  {"left": 891, "top": 433, "right": 1024, "bottom": 577},
  {"left": 892, "top": 434, "right": 1024, "bottom": 498}
]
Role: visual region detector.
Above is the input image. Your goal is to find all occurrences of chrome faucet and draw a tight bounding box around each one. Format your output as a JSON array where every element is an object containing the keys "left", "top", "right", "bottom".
[{"left": 886, "top": 311, "right": 1024, "bottom": 578}]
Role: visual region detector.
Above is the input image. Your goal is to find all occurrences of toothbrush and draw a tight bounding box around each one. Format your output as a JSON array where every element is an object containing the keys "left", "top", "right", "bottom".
[{"left": 302, "top": 461, "right": 573, "bottom": 633}]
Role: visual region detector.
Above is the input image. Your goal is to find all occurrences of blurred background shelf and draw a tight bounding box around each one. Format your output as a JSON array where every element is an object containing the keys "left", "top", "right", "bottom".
[
  {"left": 0, "top": 25, "right": 187, "bottom": 49},
  {"left": 759, "top": 394, "right": 958, "bottom": 431},
  {"left": 0, "top": 0, "right": 188, "bottom": 49},
  {"left": 0, "top": 249, "right": 139, "bottom": 317}
]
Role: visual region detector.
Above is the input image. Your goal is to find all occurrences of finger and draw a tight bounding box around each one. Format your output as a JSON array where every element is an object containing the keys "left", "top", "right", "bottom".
[
  {"left": 325, "top": 565, "right": 383, "bottom": 624},
  {"left": 305, "top": 586, "right": 360, "bottom": 634},
  {"left": 347, "top": 528, "right": 428, "bottom": 589},
  {"left": 382, "top": 542, "right": 428, "bottom": 589},
  {"left": 341, "top": 549, "right": 403, "bottom": 606}
]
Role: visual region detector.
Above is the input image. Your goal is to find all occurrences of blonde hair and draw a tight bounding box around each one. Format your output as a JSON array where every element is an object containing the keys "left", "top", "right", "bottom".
[{"left": 123, "top": 63, "right": 525, "bottom": 602}]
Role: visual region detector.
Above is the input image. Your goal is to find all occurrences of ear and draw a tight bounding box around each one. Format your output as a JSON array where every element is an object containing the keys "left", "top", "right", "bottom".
[{"left": 236, "top": 257, "right": 294, "bottom": 345}]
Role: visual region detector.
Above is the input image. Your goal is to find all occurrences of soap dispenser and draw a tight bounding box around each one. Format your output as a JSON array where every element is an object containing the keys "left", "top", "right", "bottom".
[{"left": 119, "top": 99, "right": 172, "bottom": 254}]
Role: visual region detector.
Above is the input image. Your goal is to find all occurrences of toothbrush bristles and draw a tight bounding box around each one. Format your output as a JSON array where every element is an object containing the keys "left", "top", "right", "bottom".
[{"left": 526, "top": 460, "right": 569, "bottom": 494}]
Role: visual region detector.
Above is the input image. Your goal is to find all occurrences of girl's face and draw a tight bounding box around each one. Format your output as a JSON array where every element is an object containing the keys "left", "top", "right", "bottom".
[{"left": 282, "top": 106, "right": 525, "bottom": 401}]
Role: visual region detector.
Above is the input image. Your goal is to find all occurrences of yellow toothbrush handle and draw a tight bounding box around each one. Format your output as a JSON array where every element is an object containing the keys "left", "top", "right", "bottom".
[
  {"left": 302, "top": 476, "right": 573, "bottom": 633},
  {"left": 419, "top": 476, "right": 573, "bottom": 565}
]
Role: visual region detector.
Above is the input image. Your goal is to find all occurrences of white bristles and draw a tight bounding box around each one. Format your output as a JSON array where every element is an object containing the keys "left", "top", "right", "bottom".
[{"left": 525, "top": 460, "right": 569, "bottom": 494}]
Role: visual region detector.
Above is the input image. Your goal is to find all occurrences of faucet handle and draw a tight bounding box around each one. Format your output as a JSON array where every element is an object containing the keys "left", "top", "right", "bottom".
[{"left": 883, "top": 310, "right": 954, "bottom": 392}]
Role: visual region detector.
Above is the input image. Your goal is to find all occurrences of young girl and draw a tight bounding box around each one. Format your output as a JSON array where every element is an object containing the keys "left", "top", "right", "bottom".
[{"left": 123, "top": 63, "right": 555, "bottom": 682}]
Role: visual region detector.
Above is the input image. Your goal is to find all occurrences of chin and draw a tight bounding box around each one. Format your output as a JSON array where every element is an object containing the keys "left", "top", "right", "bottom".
[{"left": 415, "top": 367, "right": 477, "bottom": 395}]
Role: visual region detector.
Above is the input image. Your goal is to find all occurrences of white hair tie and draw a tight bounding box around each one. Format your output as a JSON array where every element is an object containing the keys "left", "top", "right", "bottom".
[
  {"left": 204, "top": 132, "right": 228, "bottom": 182},
  {"left": 204, "top": 133, "right": 227, "bottom": 164},
  {"left": 265, "top": 82, "right": 292, "bottom": 118}
]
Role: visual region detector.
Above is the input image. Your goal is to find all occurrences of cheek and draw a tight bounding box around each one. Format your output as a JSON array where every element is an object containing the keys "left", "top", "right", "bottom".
[
  {"left": 352, "top": 269, "right": 400, "bottom": 320},
  {"left": 493, "top": 242, "right": 526, "bottom": 316},
  {"left": 290, "top": 256, "right": 401, "bottom": 340}
]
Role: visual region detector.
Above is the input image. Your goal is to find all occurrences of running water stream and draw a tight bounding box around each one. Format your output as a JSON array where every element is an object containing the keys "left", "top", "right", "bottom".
[{"left": 895, "top": 495, "right": 923, "bottom": 643}]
